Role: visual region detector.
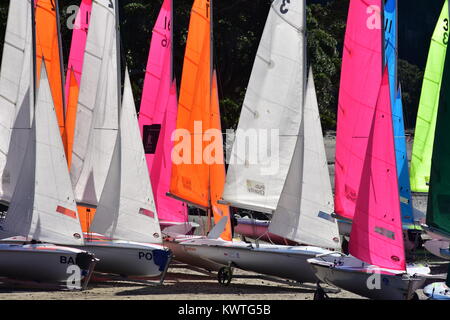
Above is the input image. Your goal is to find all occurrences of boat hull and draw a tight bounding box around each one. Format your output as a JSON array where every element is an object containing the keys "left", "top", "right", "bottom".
[
  {"left": 0, "top": 243, "right": 96, "bottom": 286},
  {"left": 424, "top": 239, "right": 450, "bottom": 259},
  {"left": 73, "top": 236, "right": 171, "bottom": 277},
  {"left": 308, "top": 255, "right": 428, "bottom": 300},
  {"left": 181, "top": 239, "right": 333, "bottom": 283},
  {"left": 164, "top": 238, "right": 222, "bottom": 272},
  {"left": 234, "top": 218, "right": 298, "bottom": 245}
]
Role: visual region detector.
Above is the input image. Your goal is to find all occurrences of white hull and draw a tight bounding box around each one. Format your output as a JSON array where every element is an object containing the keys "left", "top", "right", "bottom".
[
  {"left": 73, "top": 236, "right": 171, "bottom": 277},
  {"left": 423, "top": 282, "right": 450, "bottom": 300},
  {"left": 308, "top": 255, "right": 429, "bottom": 300},
  {"left": 0, "top": 243, "right": 96, "bottom": 287},
  {"left": 164, "top": 237, "right": 222, "bottom": 272},
  {"left": 181, "top": 238, "right": 334, "bottom": 283}
]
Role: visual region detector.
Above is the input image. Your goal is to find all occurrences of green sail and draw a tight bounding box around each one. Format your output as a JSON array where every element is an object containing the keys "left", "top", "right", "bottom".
[
  {"left": 410, "top": 0, "right": 449, "bottom": 192},
  {"left": 427, "top": 20, "right": 450, "bottom": 236}
]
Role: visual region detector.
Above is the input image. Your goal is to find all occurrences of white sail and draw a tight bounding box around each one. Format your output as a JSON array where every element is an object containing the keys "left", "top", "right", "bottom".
[
  {"left": 89, "top": 71, "right": 162, "bottom": 244},
  {"left": 70, "top": 0, "right": 119, "bottom": 206},
  {"left": 0, "top": 0, "right": 34, "bottom": 204},
  {"left": 269, "top": 69, "right": 340, "bottom": 249},
  {"left": 0, "top": 65, "right": 84, "bottom": 246},
  {"left": 222, "top": 0, "right": 305, "bottom": 213}
]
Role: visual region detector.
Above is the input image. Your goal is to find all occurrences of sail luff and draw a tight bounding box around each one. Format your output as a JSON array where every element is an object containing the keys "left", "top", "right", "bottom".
[
  {"left": 334, "top": 0, "right": 383, "bottom": 220},
  {"left": 410, "top": 0, "right": 448, "bottom": 192},
  {"left": 349, "top": 68, "right": 405, "bottom": 271}
]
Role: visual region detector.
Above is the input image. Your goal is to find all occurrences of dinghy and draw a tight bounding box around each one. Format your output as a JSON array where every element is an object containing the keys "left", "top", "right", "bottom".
[
  {"left": 308, "top": 49, "right": 429, "bottom": 301},
  {"left": 418, "top": 2, "right": 450, "bottom": 297},
  {"left": 177, "top": 0, "right": 342, "bottom": 286},
  {"left": 0, "top": 0, "right": 97, "bottom": 288},
  {"left": 410, "top": 0, "right": 448, "bottom": 194},
  {"left": 68, "top": 0, "right": 171, "bottom": 279}
]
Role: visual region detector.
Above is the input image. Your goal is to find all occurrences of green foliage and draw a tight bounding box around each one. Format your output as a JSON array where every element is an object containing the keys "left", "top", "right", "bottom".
[{"left": 0, "top": 0, "right": 427, "bottom": 131}]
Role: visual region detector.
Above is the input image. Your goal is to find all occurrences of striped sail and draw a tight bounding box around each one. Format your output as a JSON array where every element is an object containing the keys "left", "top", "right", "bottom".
[
  {"left": 410, "top": 0, "right": 448, "bottom": 192},
  {"left": 222, "top": 0, "right": 305, "bottom": 214}
]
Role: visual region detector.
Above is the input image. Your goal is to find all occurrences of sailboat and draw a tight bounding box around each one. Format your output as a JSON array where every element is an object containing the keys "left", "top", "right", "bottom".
[
  {"left": 68, "top": 0, "right": 171, "bottom": 278},
  {"left": 411, "top": 1, "right": 450, "bottom": 258},
  {"left": 307, "top": 1, "right": 430, "bottom": 300},
  {"left": 421, "top": 3, "right": 450, "bottom": 299},
  {"left": 178, "top": 0, "right": 341, "bottom": 286},
  {"left": 0, "top": 0, "right": 97, "bottom": 287}
]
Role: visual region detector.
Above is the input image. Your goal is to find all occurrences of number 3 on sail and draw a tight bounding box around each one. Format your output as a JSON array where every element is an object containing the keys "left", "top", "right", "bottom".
[{"left": 280, "top": 0, "right": 290, "bottom": 14}]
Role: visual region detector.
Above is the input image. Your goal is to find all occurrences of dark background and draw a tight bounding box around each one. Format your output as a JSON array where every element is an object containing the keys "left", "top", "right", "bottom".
[{"left": 0, "top": 0, "right": 444, "bottom": 130}]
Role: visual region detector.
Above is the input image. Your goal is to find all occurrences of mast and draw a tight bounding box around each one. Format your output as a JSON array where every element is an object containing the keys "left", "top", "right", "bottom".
[
  {"left": 55, "top": 0, "right": 66, "bottom": 117},
  {"left": 115, "top": 0, "right": 122, "bottom": 114},
  {"left": 31, "top": 0, "right": 37, "bottom": 106}
]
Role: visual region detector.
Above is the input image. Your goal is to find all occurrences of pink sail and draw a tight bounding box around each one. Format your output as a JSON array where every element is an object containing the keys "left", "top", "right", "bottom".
[
  {"left": 349, "top": 68, "right": 405, "bottom": 271},
  {"left": 334, "top": 0, "right": 383, "bottom": 220},
  {"left": 64, "top": 0, "right": 92, "bottom": 103},
  {"left": 139, "top": 0, "right": 187, "bottom": 223}
]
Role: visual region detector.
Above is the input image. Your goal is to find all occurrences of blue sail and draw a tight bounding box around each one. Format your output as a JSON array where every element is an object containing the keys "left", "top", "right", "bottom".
[{"left": 385, "top": 0, "right": 415, "bottom": 227}]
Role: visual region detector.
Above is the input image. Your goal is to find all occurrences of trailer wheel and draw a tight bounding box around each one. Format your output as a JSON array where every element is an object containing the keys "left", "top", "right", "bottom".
[{"left": 218, "top": 267, "right": 233, "bottom": 286}]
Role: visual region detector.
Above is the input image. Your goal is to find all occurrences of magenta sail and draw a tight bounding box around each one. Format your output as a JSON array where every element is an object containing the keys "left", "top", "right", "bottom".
[
  {"left": 64, "top": 0, "right": 92, "bottom": 102},
  {"left": 349, "top": 68, "right": 405, "bottom": 271},
  {"left": 334, "top": 0, "right": 383, "bottom": 220},
  {"left": 138, "top": 0, "right": 187, "bottom": 223}
]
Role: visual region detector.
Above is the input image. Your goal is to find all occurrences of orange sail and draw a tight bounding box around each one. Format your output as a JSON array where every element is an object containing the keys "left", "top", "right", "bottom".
[
  {"left": 35, "top": 0, "right": 65, "bottom": 138},
  {"left": 170, "top": 0, "right": 212, "bottom": 209},
  {"left": 210, "top": 71, "right": 232, "bottom": 241},
  {"left": 170, "top": 0, "right": 231, "bottom": 240},
  {"left": 64, "top": 70, "right": 79, "bottom": 169}
]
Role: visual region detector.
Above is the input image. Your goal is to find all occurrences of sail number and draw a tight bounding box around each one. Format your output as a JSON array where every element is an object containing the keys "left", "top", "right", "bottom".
[
  {"left": 108, "top": 0, "right": 114, "bottom": 9},
  {"left": 444, "top": 18, "right": 449, "bottom": 45},
  {"left": 206, "top": 0, "right": 210, "bottom": 18},
  {"left": 280, "top": 0, "right": 290, "bottom": 14}
]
